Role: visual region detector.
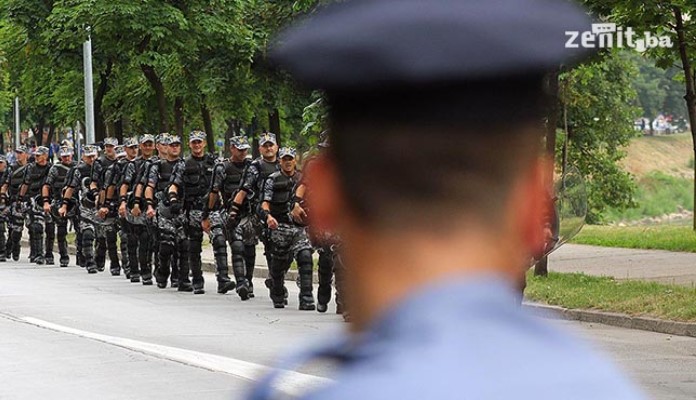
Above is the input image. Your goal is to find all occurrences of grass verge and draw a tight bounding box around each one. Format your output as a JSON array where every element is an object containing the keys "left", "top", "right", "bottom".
[
  {"left": 525, "top": 271, "right": 696, "bottom": 322},
  {"left": 572, "top": 224, "right": 696, "bottom": 253}
]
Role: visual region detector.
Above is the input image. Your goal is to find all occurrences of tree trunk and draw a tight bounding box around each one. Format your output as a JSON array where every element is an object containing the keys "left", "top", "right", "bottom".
[
  {"left": 268, "top": 108, "right": 281, "bottom": 146},
  {"left": 94, "top": 59, "right": 113, "bottom": 143},
  {"left": 115, "top": 117, "right": 124, "bottom": 142},
  {"left": 673, "top": 6, "right": 696, "bottom": 231},
  {"left": 36, "top": 118, "right": 45, "bottom": 146},
  {"left": 47, "top": 124, "right": 55, "bottom": 146},
  {"left": 141, "top": 64, "right": 169, "bottom": 133},
  {"left": 535, "top": 70, "right": 560, "bottom": 277},
  {"left": 200, "top": 96, "right": 215, "bottom": 151},
  {"left": 250, "top": 117, "right": 260, "bottom": 159},
  {"left": 174, "top": 97, "right": 184, "bottom": 137}
]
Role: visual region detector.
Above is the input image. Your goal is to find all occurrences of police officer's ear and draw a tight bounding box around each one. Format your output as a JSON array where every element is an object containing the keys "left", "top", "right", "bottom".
[
  {"left": 509, "top": 156, "right": 552, "bottom": 260},
  {"left": 305, "top": 155, "right": 344, "bottom": 235}
]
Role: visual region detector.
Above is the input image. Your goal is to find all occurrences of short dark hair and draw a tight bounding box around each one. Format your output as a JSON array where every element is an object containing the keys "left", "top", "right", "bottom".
[{"left": 328, "top": 81, "right": 546, "bottom": 229}]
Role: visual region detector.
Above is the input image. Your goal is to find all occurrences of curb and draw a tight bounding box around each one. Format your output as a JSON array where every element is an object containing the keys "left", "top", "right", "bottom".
[{"left": 523, "top": 302, "right": 696, "bottom": 338}]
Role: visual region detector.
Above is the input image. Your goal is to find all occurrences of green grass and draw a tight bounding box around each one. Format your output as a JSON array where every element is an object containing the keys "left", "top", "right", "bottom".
[
  {"left": 526, "top": 271, "right": 696, "bottom": 322},
  {"left": 603, "top": 171, "right": 693, "bottom": 222},
  {"left": 572, "top": 224, "right": 696, "bottom": 252}
]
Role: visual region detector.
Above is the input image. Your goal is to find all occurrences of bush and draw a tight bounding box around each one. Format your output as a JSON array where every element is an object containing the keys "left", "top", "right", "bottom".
[{"left": 602, "top": 171, "right": 693, "bottom": 222}]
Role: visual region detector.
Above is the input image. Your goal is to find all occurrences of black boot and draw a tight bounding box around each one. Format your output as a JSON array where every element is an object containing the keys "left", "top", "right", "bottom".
[{"left": 297, "top": 250, "right": 315, "bottom": 311}]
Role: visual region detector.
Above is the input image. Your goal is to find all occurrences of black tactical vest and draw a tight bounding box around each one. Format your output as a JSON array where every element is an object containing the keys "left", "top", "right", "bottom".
[
  {"left": 51, "top": 163, "right": 74, "bottom": 199},
  {"left": 97, "top": 155, "right": 116, "bottom": 186},
  {"left": 182, "top": 154, "right": 215, "bottom": 200},
  {"left": 27, "top": 163, "right": 50, "bottom": 197},
  {"left": 222, "top": 160, "right": 247, "bottom": 202},
  {"left": 156, "top": 159, "right": 177, "bottom": 192},
  {"left": 268, "top": 171, "right": 302, "bottom": 221},
  {"left": 70, "top": 162, "right": 93, "bottom": 188},
  {"left": 8, "top": 163, "right": 28, "bottom": 197}
]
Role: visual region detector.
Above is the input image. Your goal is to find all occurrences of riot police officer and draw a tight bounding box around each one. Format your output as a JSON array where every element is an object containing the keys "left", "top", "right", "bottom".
[
  {"left": 0, "top": 156, "right": 9, "bottom": 262},
  {"left": 18, "top": 146, "right": 52, "bottom": 265},
  {"left": 59, "top": 145, "right": 100, "bottom": 273},
  {"left": 94, "top": 137, "right": 120, "bottom": 274},
  {"left": 98, "top": 144, "right": 128, "bottom": 275},
  {"left": 261, "top": 147, "right": 315, "bottom": 310},
  {"left": 168, "top": 130, "right": 216, "bottom": 294},
  {"left": 144, "top": 135, "right": 183, "bottom": 289},
  {"left": 302, "top": 132, "right": 345, "bottom": 314},
  {"left": 5, "top": 146, "right": 29, "bottom": 261},
  {"left": 42, "top": 145, "right": 76, "bottom": 267},
  {"left": 119, "top": 134, "right": 155, "bottom": 284},
  {"left": 202, "top": 135, "right": 252, "bottom": 298},
  {"left": 230, "top": 133, "right": 280, "bottom": 297}
]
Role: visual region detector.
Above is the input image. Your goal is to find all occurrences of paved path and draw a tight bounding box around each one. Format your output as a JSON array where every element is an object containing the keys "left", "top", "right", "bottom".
[{"left": 549, "top": 244, "right": 696, "bottom": 286}]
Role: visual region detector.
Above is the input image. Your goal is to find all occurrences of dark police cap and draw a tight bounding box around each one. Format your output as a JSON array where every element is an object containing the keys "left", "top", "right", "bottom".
[{"left": 270, "top": 0, "right": 593, "bottom": 90}]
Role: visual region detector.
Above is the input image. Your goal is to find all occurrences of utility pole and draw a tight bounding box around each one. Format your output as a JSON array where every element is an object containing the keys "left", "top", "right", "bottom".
[
  {"left": 83, "top": 28, "right": 95, "bottom": 145},
  {"left": 14, "top": 96, "right": 20, "bottom": 148}
]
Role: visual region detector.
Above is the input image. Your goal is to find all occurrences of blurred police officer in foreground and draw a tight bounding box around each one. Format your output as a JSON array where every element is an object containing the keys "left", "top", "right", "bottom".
[{"left": 248, "top": 0, "right": 645, "bottom": 399}]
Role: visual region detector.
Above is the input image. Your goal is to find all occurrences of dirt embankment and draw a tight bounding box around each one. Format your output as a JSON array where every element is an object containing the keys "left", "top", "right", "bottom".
[{"left": 621, "top": 133, "right": 694, "bottom": 179}]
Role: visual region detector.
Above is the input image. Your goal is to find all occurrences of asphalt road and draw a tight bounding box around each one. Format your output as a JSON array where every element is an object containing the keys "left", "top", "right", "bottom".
[{"left": 0, "top": 257, "right": 694, "bottom": 399}]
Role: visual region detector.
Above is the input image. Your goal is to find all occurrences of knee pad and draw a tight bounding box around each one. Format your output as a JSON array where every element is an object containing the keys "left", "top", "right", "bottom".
[
  {"left": 83, "top": 228, "right": 95, "bottom": 241},
  {"left": 189, "top": 239, "right": 202, "bottom": 255},
  {"left": 31, "top": 223, "right": 43, "bottom": 235},
  {"left": 231, "top": 240, "right": 244, "bottom": 255},
  {"left": 189, "top": 229, "right": 203, "bottom": 243},
  {"left": 297, "top": 250, "right": 313, "bottom": 271},
  {"left": 212, "top": 234, "right": 227, "bottom": 253}
]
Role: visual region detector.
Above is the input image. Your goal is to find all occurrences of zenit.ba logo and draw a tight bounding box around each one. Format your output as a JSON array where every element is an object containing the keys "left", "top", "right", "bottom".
[{"left": 565, "top": 23, "right": 673, "bottom": 51}]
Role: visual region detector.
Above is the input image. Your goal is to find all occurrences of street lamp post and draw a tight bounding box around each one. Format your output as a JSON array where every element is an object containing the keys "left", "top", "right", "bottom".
[
  {"left": 14, "top": 96, "right": 20, "bottom": 148},
  {"left": 83, "top": 29, "right": 95, "bottom": 145}
]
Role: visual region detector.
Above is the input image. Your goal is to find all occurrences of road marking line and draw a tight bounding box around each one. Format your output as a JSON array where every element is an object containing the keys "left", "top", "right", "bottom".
[{"left": 21, "top": 316, "right": 331, "bottom": 397}]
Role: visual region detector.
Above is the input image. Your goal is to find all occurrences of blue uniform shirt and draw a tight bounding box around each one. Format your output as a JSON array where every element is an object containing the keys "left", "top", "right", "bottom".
[{"left": 248, "top": 276, "right": 644, "bottom": 400}]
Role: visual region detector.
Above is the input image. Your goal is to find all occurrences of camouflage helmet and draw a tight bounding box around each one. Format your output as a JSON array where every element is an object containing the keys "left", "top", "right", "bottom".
[
  {"left": 139, "top": 134, "right": 155, "bottom": 144},
  {"left": 168, "top": 135, "right": 182, "bottom": 145},
  {"left": 83, "top": 145, "right": 99, "bottom": 157},
  {"left": 230, "top": 135, "right": 251, "bottom": 150},
  {"left": 278, "top": 147, "right": 297, "bottom": 159},
  {"left": 15, "top": 145, "right": 27, "bottom": 154},
  {"left": 59, "top": 146, "right": 74, "bottom": 157},
  {"left": 104, "top": 137, "right": 119, "bottom": 146},
  {"left": 318, "top": 130, "right": 331, "bottom": 148},
  {"left": 189, "top": 130, "right": 207, "bottom": 143},
  {"left": 114, "top": 145, "right": 126, "bottom": 158},
  {"left": 259, "top": 132, "right": 277, "bottom": 145},
  {"left": 124, "top": 137, "right": 139, "bottom": 148},
  {"left": 156, "top": 132, "right": 170, "bottom": 144},
  {"left": 34, "top": 146, "right": 49, "bottom": 156}
]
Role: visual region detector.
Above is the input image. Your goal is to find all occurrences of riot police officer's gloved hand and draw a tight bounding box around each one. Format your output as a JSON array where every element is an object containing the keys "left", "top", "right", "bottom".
[
  {"left": 87, "top": 188, "right": 98, "bottom": 202},
  {"left": 227, "top": 201, "right": 242, "bottom": 226},
  {"left": 169, "top": 192, "right": 182, "bottom": 214}
]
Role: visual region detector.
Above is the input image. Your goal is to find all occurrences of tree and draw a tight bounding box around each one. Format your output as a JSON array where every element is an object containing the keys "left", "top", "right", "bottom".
[
  {"left": 583, "top": 0, "right": 696, "bottom": 229},
  {"left": 558, "top": 50, "right": 641, "bottom": 223}
]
